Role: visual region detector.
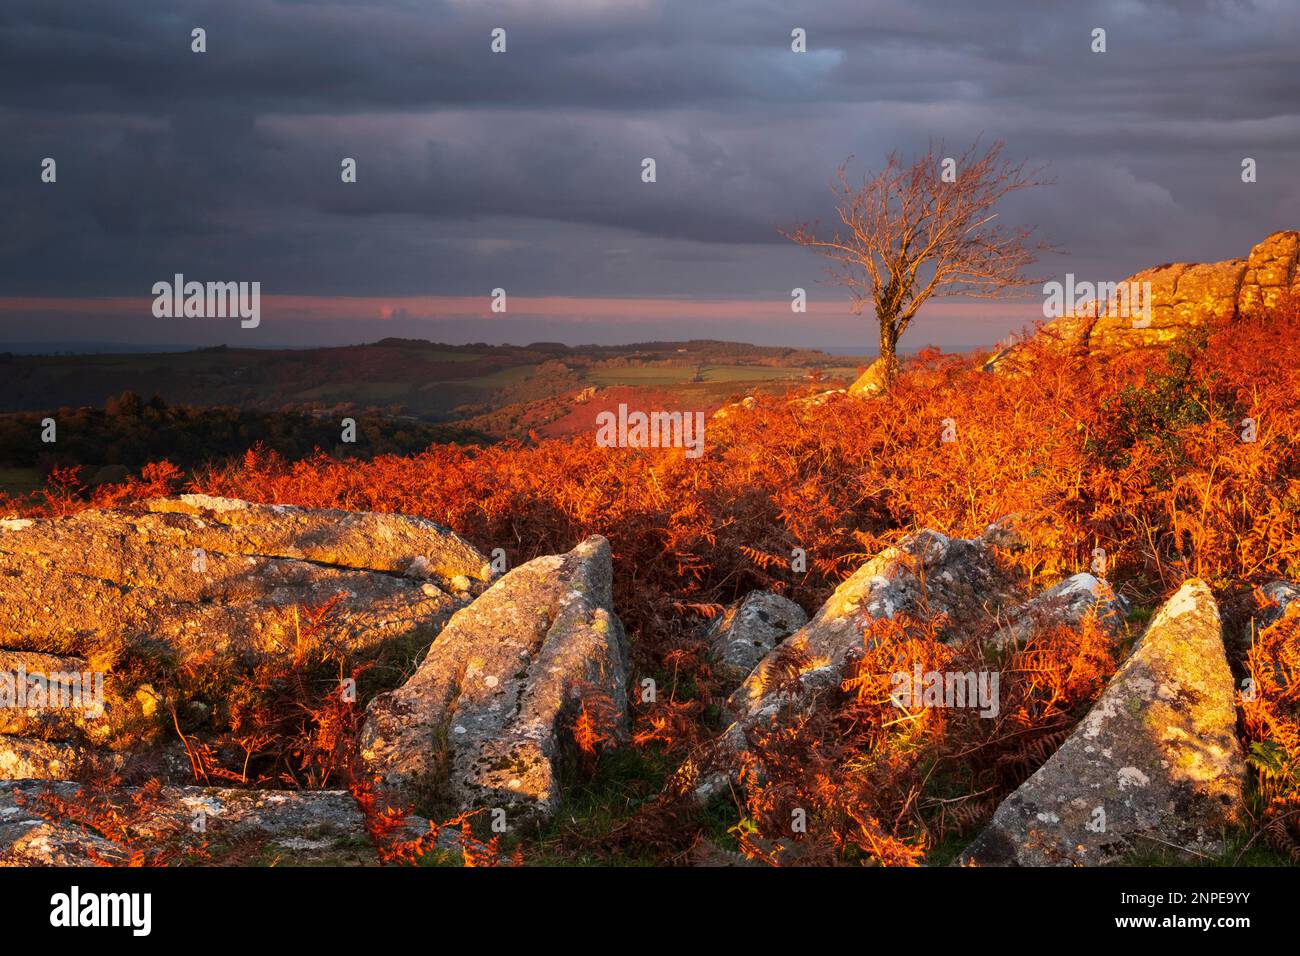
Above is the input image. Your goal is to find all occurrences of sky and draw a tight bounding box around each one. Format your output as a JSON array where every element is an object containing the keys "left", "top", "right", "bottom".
[{"left": 1, "top": 0, "right": 1297, "bottom": 352}]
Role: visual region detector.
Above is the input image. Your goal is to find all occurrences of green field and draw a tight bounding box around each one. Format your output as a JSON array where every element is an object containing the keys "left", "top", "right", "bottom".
[
  {"left": 295, "top": 381, "right": 416, "bottom": 402},
  {"left": 466, "top": 363, "right": 543, "bottom": 387},
  {"left": 585, "top": 364, "right": 858, "bottom": 387}
]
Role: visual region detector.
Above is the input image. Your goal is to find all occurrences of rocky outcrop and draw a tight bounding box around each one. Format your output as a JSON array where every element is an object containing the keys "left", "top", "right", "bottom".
[
  {"left": 0, "top": 737, "right": 95, "bottom": 781},
  {"left": 0, "top": 496, "right": 491, "bottom": 783},
  {"left": 145, "top": 495, "right": 489, "bottom": 584},
  {"left": 711, "top": 395, "right": 757, "bottom": 420},
  {"left": 0, "top": 782, "right": 422, "bottom": 866},
  {"left": 0, "top": 513, "right": 631, "bottom": 860},
  {"left": 958, "top": 579, "right": 1245, "bottom": 866},
  {"left": 0, "top": 496, "right": 490, "bottom": 667},
  {"left": 707, "top": 591, "right": 808, "bottom": 687},
  {"left": 847, "top": 358, "right": 892, "bottom": 396},
  {"left": 1086, "top": 258, "right": 1245, "bottom": 353},
  {"left": 723, "top": 526, "right": 1024, "bottom": 731},
  {"left": 793, "top": 388, "right": 848, "bottom": 410},
  {"left": 987, "top": 230, "right": 1299, "bottom": 369},
  {"left": 685, "top": 524, "right": 1024, "bottom": 799},
  {"left": 684, "top": 522, "right": 1129, "bottom": 801},
  {"left": 360, "top": 536, "right": 629, "bottom": 826},
  {"left": 0, "top": 650, "right": 112, "bottom": 743},
  {"left": 1240, "top": 231, "right": 1300, "bottom": 319}
]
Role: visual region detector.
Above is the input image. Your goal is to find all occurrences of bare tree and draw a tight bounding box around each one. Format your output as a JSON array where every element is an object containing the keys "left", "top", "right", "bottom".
[{"left": 783, "top": 139, "right": 1054, "bottom": 388}]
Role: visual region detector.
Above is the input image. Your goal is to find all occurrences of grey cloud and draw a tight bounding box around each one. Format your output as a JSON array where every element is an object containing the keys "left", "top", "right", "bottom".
[{"left": 0, "top": 0, "right": 1297, "bottom": 342}]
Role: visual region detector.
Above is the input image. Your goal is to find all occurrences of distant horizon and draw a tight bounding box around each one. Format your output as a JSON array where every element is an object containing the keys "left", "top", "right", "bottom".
[
  {"left": 0, "top": 333, "right": 997, "bottom": 359},
  {"left": 0, "top": 336, "right": 890, "bottom": 358},
  {"left": 0, "top": 295, "right": 1044, "bottom": 355}
]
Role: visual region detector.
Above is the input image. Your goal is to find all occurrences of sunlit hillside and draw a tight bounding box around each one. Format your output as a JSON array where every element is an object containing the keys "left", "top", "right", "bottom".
[{"left": 6, "top": 296, "right": 1298, "bottom": 866}]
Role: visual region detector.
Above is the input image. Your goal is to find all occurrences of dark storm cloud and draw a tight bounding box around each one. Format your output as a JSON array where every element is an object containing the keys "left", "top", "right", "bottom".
[{"left": 1, "top": 0, "right": 1298, "bottom": 333}]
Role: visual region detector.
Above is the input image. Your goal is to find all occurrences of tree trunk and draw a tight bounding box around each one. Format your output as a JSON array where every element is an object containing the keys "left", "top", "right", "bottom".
[{"left": 878, "top": 319, "right": 900, "bottom": 387}]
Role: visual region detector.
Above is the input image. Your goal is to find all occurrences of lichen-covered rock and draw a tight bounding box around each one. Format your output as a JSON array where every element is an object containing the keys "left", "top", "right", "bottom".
[
  {"left": 146, "top": 495, "right": 491, "bottom": 585},
  {"left": 710, "top": 395, "right": 757, "bottom": 420},
  {"left": 0, "top": 497, "right": 490, "bottom": 667},
  {"left": 682, "top": 525, "right": 1024, "bottom": 800},
  {"left": 0, "top": 497, "right": 493, "bottom": 785},
  {"left": 0, "top": 648, "right": 131, "bottom": 781},
  {"left": 1240, "top": 231, "right": 1300, "bottom": 318},
  {"left": 1252, "top": 579, "right": 1300, "bottom": 631},
  {"left": 0, "top": 782, "right": 419, "bottom": 866},
  {"left": 988, "top": 573, "right": 1128, "bottom": 649},
  {"left": 0, "top": 736, "right": 90, "bottom": 780},
  {"left": 725, "top": 527, "right": 1022, "bottom": 726},
  {"left": 360, "top": 536, "right": 629, "bottom": 826},
  {"left": 6, "top": 494, "right": 491, "bottom": 592},
  {"left": 847, "top": 357, "right": 892, "bottom": 396},
  {"left": 1167, "top": 259, "right": 1249, "bottom": 325},
  {"left": 1089, "top": 259, "right": 1244, "bottom": 351},
  {"left": 986, "top": 230, "right": 1297, "bottom": 370},
  {"left": 958, "top": 579, "right": 1245, "bottom": 866},
  {"left": 0, "top": 651, "right": 114, "bottom": 743},
  {"left": 707, "top": 592, "right": 807, "bottom": 687}
]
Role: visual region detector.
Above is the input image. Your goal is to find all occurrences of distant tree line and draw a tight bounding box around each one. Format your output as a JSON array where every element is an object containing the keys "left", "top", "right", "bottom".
[{"left": 0, "top": 391, "right": 487, "bottom": 485}]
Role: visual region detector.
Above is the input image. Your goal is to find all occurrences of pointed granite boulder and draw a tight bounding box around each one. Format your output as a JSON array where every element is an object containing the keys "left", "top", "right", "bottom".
[
  {"left": 958, "top": 579, "right": 1245, "bottom": 866},
  {"left": 360, "top": 536, "right": 629, "bottom": 826},
  {"left": 683, "top": 525, "right": 1027, "bottom": 800},
  {"left": 724, "top": 526, "right": 1023, "bottom": 731}
]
